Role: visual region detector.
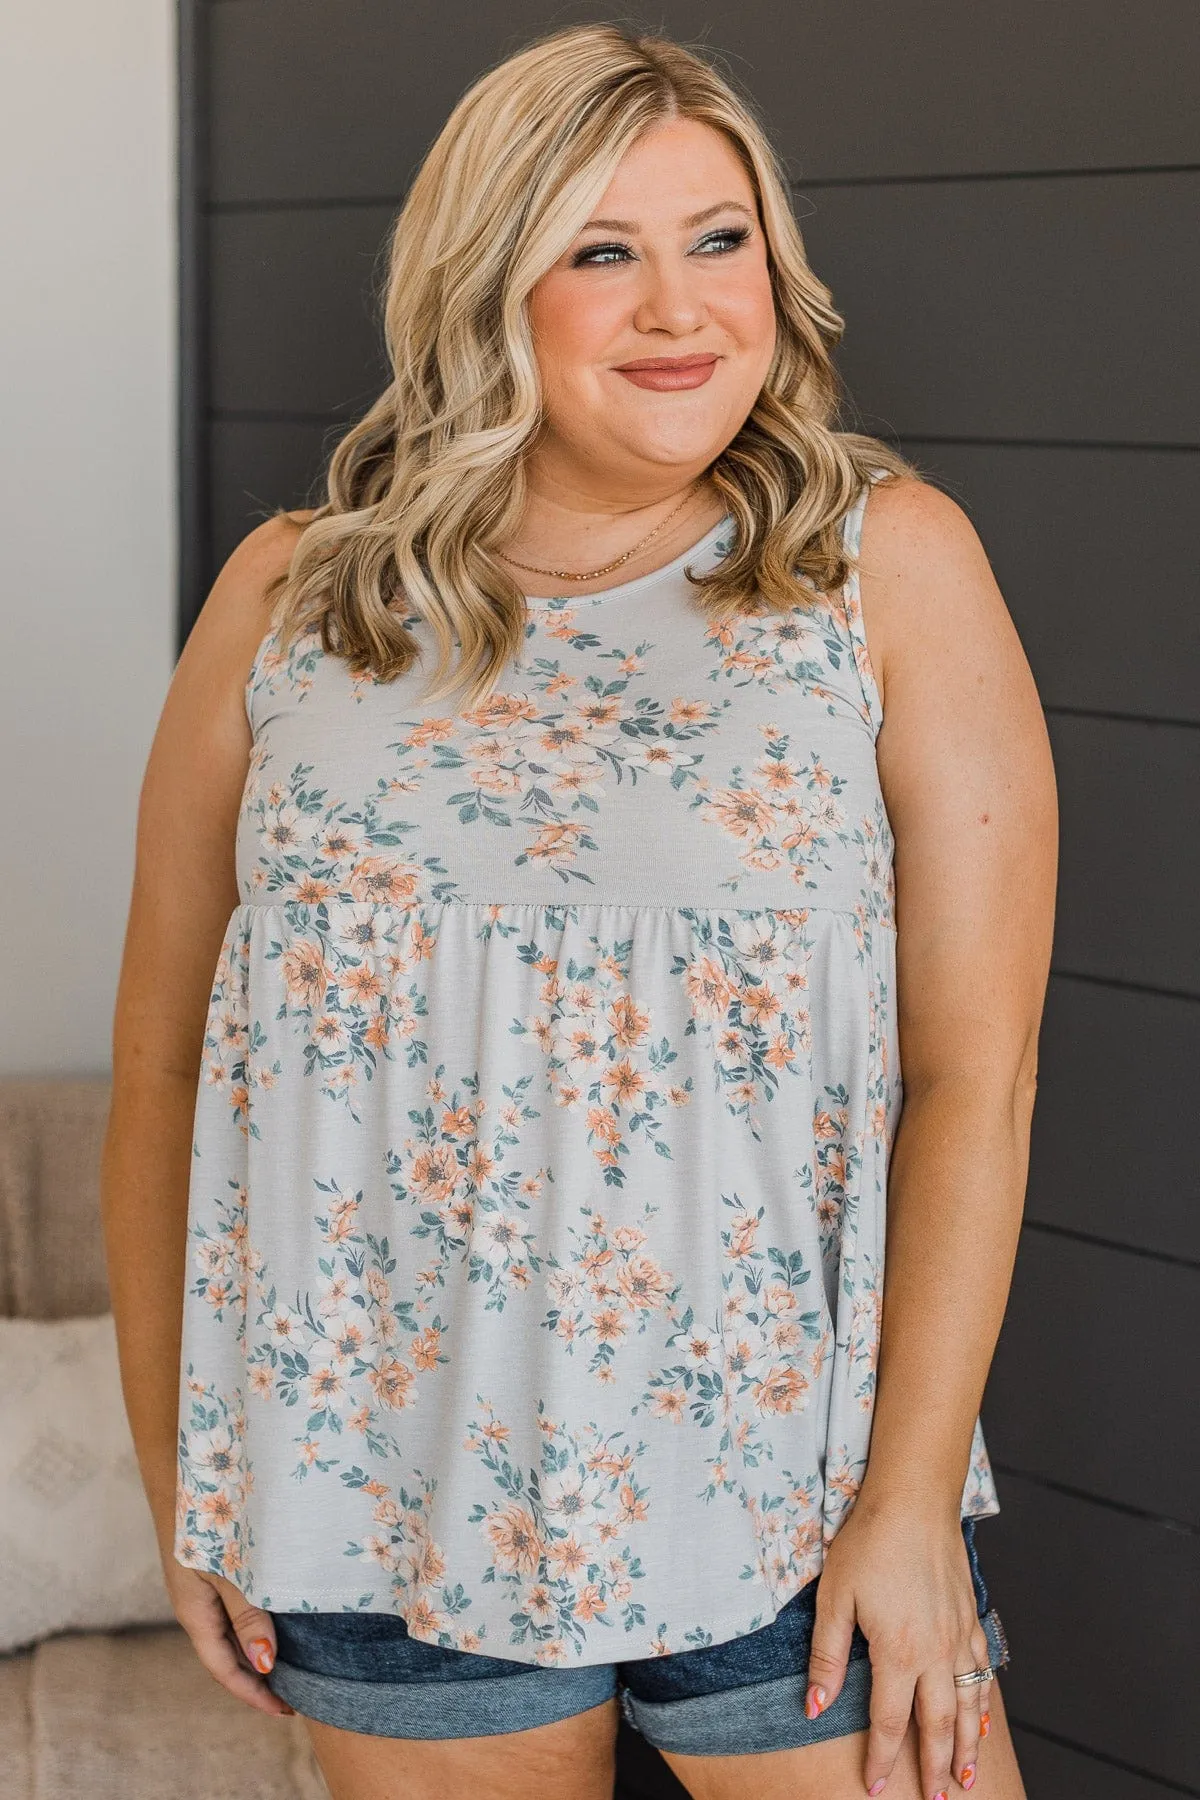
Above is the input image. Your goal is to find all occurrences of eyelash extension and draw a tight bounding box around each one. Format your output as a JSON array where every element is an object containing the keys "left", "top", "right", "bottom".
[{"left": 571, "top": 225, "right": 751, "bottom": 267}]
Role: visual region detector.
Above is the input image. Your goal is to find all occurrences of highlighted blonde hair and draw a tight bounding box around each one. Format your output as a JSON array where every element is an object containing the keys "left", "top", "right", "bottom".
[{"left": 262, "top": 22, "right": 919, "bottom": 705}]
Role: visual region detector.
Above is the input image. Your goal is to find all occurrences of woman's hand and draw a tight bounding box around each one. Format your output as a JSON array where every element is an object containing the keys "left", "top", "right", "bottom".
[
  {"left": 160, "top": 1548, "right": 297, "bottom": 1720},
  {"left": 804, "top": 1497, "right": 991, "bottom": 1797}
]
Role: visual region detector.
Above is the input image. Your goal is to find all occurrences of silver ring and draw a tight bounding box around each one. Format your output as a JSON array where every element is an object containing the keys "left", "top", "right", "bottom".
[{"left": 952, "top": 1666, "right": 995, "bottom": 1687}]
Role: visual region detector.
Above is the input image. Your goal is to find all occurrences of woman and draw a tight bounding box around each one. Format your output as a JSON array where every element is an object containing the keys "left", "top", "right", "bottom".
[{"left": 103, "top": 22, "right": 1055, "bottom": 1800}]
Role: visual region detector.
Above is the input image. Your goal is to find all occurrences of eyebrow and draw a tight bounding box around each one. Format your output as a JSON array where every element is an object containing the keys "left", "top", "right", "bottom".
[{"left": 578, "top": 201, "right": 755, "bottom": 233}]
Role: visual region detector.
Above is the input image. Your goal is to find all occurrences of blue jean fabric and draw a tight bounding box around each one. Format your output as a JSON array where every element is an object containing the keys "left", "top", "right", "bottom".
[{"left": 264, "top": 1516, "right": 1010, "bottom": 1754}]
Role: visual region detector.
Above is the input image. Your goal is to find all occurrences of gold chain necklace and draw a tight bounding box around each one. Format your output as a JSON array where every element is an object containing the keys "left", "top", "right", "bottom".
[{"left": 496, "top": 483, "right": 703, "bottom": 581}]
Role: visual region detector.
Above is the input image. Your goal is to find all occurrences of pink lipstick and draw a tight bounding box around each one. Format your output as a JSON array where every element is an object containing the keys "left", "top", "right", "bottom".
[{"left": 612, "top": 354, "right": 719, "bottom": 391}]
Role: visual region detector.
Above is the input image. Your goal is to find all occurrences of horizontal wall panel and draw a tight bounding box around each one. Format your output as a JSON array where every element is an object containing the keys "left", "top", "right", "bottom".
[
  {"left": 208, "top": 174, "right": 1200, "bottom": 446},
  {"left": 1026, "top": 977, "right": 1200, "bottom": 1262},
  {"left": 750, "top": 0, "right": 1200, "bottom": 181},
  {"left": 898, "top": 443, "right": 1200, "bottom": 724},
  {"left": 207, "top": 0, "right": 579, "bottom": 207},
  {"left": 1048, "top": 714, "right": 1200, "bottom": 995},
  {"left": 207, "top": 1, "right": 1200, "bottom": 204},
  {"left": 207, "top": 418, "right": 337, "bottom": 595},
  {"left": 1008, "top": 1728, "right": 1187, "bottom": 1800},
  {"left": 801, "top": 172, "right": 1198, "bottom": 446},
  {"left": 978, "top": 1476, "right": 1198, "bottom": 1785},
  {"left": 983, "top": 1230, "right": 1199, "bottom": 1524},
  {"left": 209, "top": 205, "right": 394, "bottom": 416}
]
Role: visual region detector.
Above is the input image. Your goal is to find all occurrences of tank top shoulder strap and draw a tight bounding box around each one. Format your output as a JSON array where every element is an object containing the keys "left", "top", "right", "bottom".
[{"left": 838, "top": 466, "right": 890, "bottom": 741}]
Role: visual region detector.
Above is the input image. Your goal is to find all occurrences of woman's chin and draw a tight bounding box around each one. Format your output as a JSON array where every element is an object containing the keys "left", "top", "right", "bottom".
[{"left": 580, "top": 423, "right": 726, "bottom": 473}]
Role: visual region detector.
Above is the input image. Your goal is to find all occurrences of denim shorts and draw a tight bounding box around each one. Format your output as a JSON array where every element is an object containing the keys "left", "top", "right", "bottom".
[{"left": 264, "top": 1515, "right": 1010, "bottom": 1755}]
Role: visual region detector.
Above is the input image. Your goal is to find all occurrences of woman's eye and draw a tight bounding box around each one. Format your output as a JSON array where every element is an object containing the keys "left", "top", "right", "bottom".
[
  {"left": 571, "top": 242, "right": 632, "bottom": 266},
  {"left": 694, "top": 226, "right": 751, "bottom": 255},
  {"left": 570, "top": 225, "right": 751, "bottom": 268}
]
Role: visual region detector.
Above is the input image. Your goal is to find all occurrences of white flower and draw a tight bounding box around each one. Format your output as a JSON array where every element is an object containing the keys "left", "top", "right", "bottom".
[
  {"left": 266, "top": 1304, "right": 306, "bottom": 1348},
  {"left": 540, "top": 1469, "right": 602, "bottom": 1524},
  {"left": 728, "top": 915, "right": 788, "bottom": 978},
  {"left": 477, "top": 1211, "right": 523, "bottom": 1262},
  {"left": 546, "top": 1266, "right": 586, "bottom": 1307},
  {"left": 189, "top": 1424, "right": 240, "bottom": 1482},
  {"left": 756, "top": 614, "right": 815, "bottom": 664},
  {"left": 683, "top": 1326, "right": 720, "bottom": 1368}
]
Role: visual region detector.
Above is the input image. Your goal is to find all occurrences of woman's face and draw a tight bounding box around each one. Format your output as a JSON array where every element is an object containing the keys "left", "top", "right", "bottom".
[{"left": 525, "top": 116, "right": 777, "bottom": 499}]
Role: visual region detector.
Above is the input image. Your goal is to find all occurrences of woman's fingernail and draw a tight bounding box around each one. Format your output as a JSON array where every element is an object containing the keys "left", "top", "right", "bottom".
[
  {"left": 961, "top": 1765, "right": 976, "bottom": 1790},
  {"left": 280, "top": 1703, "right": 296, "bottom": 1715},
  {"left": 248, "top": 1637, "right": 275, "bottom": 1674},
  {"left": 933, "top": 1791, "right": 949, "bottom": 1800},
  {"left": 980, "top": 1712, "right": 990, "bottom": 1738},
  {"left": 804, "top": 1683, "right": 827, "bottom": 1718},
  {"left": 868, "top": 1782, "right": 887, "bottom": 1796}
]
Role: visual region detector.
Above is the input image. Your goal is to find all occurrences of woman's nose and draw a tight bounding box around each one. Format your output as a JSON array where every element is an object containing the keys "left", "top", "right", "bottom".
[{"left": 631, "top": 259, "right": 710, "bottom": 335}]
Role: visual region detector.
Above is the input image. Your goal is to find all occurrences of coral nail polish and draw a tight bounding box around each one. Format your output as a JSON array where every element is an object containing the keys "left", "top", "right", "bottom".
[
  {"left": 980, "top": 1712, "right": 991, "bottom": 1738},
  {"left": 961, "top": 1764, "right": 977, "bottom": 1790},
  {"left": 804, "top": 1684, "right": 827, "bottom": 1718},
  {"left": 248, "top": 1637, "right": 275, "bottom": 1674}
]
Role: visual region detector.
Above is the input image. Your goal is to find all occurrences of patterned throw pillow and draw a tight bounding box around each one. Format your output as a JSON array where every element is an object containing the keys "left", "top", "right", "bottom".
[{"left": 0, "top": 1313, "right": 176, "bottom": 1654}]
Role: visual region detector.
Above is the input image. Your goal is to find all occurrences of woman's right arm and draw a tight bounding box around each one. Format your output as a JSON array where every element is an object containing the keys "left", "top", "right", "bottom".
[{"left": 100, "top": 509, "right": 312, "bottom": 1715}]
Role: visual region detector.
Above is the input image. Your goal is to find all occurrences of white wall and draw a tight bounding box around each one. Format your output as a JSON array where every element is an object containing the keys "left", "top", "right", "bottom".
[{"left": 1, "top": 1, "right": 176, "bottom": 1074}]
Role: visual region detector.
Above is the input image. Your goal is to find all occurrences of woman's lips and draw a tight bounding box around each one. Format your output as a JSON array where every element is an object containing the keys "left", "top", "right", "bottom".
[{"left": 613, "top": 355, "right": 719, "bottom": 391}]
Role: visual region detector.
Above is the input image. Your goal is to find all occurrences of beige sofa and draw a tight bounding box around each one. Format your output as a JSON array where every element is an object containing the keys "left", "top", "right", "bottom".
[{"left": 0, "top": 1077, "right": 331, "bottom": 1799}]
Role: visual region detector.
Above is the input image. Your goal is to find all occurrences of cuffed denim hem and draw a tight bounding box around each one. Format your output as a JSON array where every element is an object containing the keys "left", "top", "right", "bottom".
[
  {"left": 267, "top": 1655, "right": 616, "bottom": 1739},
  {"left": 619, "top": 1606, "right": 1011, "bottom": 1757}
]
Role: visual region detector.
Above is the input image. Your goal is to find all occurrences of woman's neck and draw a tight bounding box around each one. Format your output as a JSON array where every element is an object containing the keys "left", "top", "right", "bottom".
[{"left": 499, "top": 478, "right": 727, "bottom": 598}]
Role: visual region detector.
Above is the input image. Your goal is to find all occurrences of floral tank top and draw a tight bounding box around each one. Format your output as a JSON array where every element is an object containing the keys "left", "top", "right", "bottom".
[{"left": 174, "top": 468, "right": 1000, "bottom": 1666}]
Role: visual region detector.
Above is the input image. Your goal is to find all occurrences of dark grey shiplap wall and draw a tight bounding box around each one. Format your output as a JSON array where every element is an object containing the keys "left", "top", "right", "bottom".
[{"left": 181, "top": 5, "right": 1200, "bottom": 1794}]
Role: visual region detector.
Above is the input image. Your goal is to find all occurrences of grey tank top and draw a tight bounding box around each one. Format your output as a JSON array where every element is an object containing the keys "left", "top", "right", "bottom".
[{"left": 174, "top": 468, "right": 999, "bottom": 1665}]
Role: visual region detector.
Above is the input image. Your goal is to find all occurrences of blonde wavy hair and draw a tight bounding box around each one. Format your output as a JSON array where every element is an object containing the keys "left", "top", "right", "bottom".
[{"left": 261, "top": 21, "right": 921, "bottom": 706}]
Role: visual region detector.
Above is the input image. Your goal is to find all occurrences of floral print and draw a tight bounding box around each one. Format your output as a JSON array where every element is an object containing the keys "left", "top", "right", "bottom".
[
  {"left": 689, "top": 721, "right": 856, "bottom": 895},
  {"left": 508, "top": 913, "right": 693, "bottom": 1180},
  {"left": 670, "top": 905, "right": 813, "bottom": 1137},
  {"left": 176, "top": 475, "right": 1000, "bottom": 1664},
  {"left": 702, "top": 577, "right": 878, "bottom": 728},
  {"left": 383, "top": 639, "right": 730, "bottom": 883}
]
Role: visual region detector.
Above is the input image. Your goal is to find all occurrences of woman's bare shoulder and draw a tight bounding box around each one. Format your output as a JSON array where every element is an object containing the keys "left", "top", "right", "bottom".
[
  {"left": 855, "top": 475, "right": 1013, "bottom": 710},
  {"left": 859, "top": 475, "right": 995, "bottom": 599},
  {"left": 192, "top": 508, "right": 316, "bottom": 680}
]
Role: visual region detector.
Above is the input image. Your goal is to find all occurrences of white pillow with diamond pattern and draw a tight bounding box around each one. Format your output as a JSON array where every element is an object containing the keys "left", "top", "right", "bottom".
[{"left": 0, "top": 1313, "right": 177, "bottom": 1653}]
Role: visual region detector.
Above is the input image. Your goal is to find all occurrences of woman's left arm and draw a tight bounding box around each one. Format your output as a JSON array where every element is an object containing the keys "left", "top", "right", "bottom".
[{"left": 804, "top": 476, "right": 1059, "bottom": 1799}]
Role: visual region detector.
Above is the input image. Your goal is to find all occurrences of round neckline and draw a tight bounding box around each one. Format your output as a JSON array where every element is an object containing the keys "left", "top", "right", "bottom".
[{"left": 522, "top": 511, "right": 733, "bottom": 607}]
